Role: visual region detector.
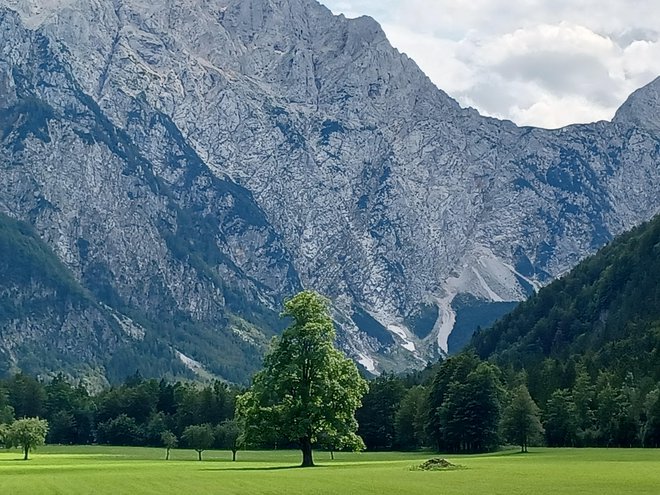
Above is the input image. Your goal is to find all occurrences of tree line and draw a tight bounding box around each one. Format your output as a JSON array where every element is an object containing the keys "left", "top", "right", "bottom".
[
  {"left": 357, "top": 352, "right": 660, "bottom": 452},
  {"left": 2, "top": 293, "right": 659, "bottom": 461},
  {"left": 0, "top": 371, "right": 243, "bottom": 458},
  {"left": 3, "top": 350, "right": 658, "bottom": 457}
]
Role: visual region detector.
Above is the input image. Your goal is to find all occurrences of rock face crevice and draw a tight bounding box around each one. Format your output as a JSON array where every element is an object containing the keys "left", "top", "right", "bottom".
[{"left": 1, "top": 0, "right": 660, "bottom": 381}]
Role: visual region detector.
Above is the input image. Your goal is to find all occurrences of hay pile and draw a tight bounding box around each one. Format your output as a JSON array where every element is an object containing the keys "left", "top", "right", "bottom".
[{"left": 416, "top": 458, "right": 460, "bottom": 471}]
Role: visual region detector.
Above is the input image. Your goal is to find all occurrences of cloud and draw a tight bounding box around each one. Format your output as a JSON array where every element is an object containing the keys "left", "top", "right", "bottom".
[{"left": 321, "top": 0, "right": 660, "bottom": 128}]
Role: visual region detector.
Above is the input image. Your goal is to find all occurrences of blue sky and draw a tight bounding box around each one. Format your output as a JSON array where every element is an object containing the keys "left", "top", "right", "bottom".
[{"left": 322, "top": 1, "right": 660, "bottom": 128}]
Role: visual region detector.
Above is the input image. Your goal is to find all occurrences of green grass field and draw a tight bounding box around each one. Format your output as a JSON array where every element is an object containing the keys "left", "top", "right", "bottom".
[{"left": 1, "top": 446, "right": 659, "bottom": 494}]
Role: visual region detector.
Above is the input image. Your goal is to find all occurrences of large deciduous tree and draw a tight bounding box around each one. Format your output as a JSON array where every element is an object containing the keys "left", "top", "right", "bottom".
[
  {"left": 216, "top": 419, "right": 243, "bottom": 461},
  {"left": 237, "top": 291, "right": 368, "bottom": 467}
]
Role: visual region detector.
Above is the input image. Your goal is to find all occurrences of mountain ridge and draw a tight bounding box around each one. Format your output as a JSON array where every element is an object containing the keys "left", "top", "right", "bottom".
[{"left": 1, "top": 0, "right": 660, "bottom": 381}]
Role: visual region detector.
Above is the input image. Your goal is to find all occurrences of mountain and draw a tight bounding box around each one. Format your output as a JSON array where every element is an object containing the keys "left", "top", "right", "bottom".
[
  {"left": 472, "top": 212, "right": 660, "bottom": 387},
  {"left": 1, "top": 0, "right": 660, "bottom": 382}
]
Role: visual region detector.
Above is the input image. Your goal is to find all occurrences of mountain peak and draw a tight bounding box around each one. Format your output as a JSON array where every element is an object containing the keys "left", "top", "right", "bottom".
[
  {"left": 613, "top": 76, "right": 660, "bottom": 134},
  {"left": 2, "top": 0, "right": 660, "bottom": 381}
]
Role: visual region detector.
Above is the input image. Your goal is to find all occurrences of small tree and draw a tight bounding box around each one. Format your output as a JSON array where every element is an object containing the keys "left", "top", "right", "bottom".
[
  {"left": 0, "top": 423, "right": 9, "bottom": 447},
  {"left": 544, "top": 389, "right": 578, "bottom": 447},
  {"left": 0, "top": 404, "right": 14, "bottom": 425},
  {"left": 237, "top": 291, "right": 368, "bottom": 467},
  {"left": 182, "top": 424, "right": 214, "bottom": 461},
  {"left": 501, "top": 385, "right": 544, "bottom": 452},
  {"left": 161, "top": 430, "right": 178, "bottom": 460},
  {"left": 5, "top": 418, "right": 49, "bottom": 460},
  {"left": 394, "top": 386, "right": 428, "bottom": 450},
  {"left": 217, "top": 419, "right": 243, "bottom": 461}
]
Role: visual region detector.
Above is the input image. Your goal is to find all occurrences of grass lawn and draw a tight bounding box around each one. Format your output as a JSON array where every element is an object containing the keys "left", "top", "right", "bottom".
[{"left": 0, "top": 446, "right": 659, "bottom": 494}]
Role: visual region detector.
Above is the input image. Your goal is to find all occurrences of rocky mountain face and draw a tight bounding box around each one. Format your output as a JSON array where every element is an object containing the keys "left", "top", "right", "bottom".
[{"left": 1, "top": 0, "right": 660, "bottom": 382}]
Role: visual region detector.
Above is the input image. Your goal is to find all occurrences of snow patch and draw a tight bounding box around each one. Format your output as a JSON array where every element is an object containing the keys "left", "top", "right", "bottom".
[
  {"left": 434, "top": 289, "right": 458, "bottom": 354},
  {"left": 357, "top": 353, "right": 378, "bottom": 374},
  {"left": 501, "top": 261, "right": 544, "bottom": 292},
  {"left": 387, "top": 323, "right": 417, "bottom": 352}
]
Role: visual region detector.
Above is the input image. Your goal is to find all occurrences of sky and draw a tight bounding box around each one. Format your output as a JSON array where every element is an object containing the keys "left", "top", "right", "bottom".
[{"left": 322, "top": 0, "right": 660, "bottom": 129}]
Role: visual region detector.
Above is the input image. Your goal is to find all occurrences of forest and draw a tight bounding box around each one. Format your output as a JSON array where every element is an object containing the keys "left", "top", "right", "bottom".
[{"left": 2, "top": 350, "right": 659, "bottom": 453}]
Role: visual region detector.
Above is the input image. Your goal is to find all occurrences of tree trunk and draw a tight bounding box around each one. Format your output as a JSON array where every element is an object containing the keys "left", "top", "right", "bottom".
[
  {"left": 198, "top": 450, "right": 203, "bottom": 461},
  {"left": 23, "top": 446, "right": 29, "bottom": 461},
  {"left": 300, "top": 437, "right": 314, "bottom": 467},
  {"left": 166, "top": 448, "right": 170, "bottom": 460},
  {"left": 232, "top": 449, "right": 237, "bottom": 462},
  {"left": 330, "top": 450, "right": 334, "bottom": 460}
]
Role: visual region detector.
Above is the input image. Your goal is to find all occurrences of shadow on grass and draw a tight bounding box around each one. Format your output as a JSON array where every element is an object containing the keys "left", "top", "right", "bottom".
[
  {"left": 201, "top": 465, "right": 328, "bottom": 472},
  {"left": 485, "top": 449, "right": 541, "bottom": 457}
]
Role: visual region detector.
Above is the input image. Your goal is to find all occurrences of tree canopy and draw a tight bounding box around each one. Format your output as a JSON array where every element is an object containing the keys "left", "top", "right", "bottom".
[
  {"left": 160, "top": 430, "right": 178, "bottom": 460},
  {"left": 237, "top": 291, "right": 368, "bottom": 467},
  {"left": 4, "top": 418, "right": 49, "bottom": 460},
  {"left": 501, "top": 384, "right": 544, "bottom": 452},
  {"left": 181, "top": 424, "right": 214, "bottom": 461}
]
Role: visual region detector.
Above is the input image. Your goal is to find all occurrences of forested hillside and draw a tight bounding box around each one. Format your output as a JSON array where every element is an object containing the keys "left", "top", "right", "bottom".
[
  {"left": 473, "top": 213, "right": 660, "bottom": 387},
  {"left": 466, "top": 214, "right": 660, "bottom": 447},
  {"left": 0, "top": 213, "right": 120, "bottom": 379}
]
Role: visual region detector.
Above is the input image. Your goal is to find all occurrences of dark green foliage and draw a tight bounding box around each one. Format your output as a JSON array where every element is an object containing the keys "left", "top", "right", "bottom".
[
  {"left": 181, "top": 424, "right": 215, "bottom": 461},
  {"left": 394, "top": 386, "right": 429, "bottom": 450},
  {"left": 357, "top": 375, "right": 406, "bottom": 450},
  {"left": 543, "top": 389, "right": 578, "bottom": 447},
  {"left": 471, "top": 214, "right": 660, "bottom": 448},
  {"left": 6, "top": 373, "right": 46, "bottom": 419},
  {"left": 644, "top": 389, "right": 660, "bottom": 447},
  {"left": 97, "top": 414, "right": 144, "bottom": 446},
  {"left": 472, "top": 215, "right": 660, "bottom": 386},
  {"left": 0, "top": 373, "right": 239, "bottom": 448},
  {"left": 427, "top": 353, "right": 503, "bottom": 453},
  {"left": 501, "top": 385, "right": 544, "bottom": 452},
  {"left": 44, "top": 375, "right": 94, "bottom": 444}
]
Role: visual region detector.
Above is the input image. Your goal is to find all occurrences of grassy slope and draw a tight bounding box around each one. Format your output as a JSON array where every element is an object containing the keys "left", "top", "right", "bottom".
[{"left": 0, "top": 446, "right": 658, "bottom": 495}]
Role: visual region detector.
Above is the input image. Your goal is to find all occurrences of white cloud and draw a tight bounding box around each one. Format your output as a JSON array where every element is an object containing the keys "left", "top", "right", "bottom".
[{"left": 321, "top": 0, "right": 660, "bottom": 128}]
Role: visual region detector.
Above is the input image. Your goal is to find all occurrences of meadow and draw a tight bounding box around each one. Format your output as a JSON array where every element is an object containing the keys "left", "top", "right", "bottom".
[{"left": 0, "top": 446, "right": 659, "bottom": 495}]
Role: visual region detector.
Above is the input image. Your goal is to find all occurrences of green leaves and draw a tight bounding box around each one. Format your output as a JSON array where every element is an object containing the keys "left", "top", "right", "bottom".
[
  {"left": 237, "top": 291, "right": 368, "bottom": 466},
  {"left": 427, "top": 353, "right": 503, "bottom": 453},
  {"left": 501, "top": 385, "right": 544, "bottom": 452},
  {"left": 4, "top": 417, "right": 49, "bottom": 460},
  {"left": 181, "top": 424, "right": 215, "bottom": 460}
]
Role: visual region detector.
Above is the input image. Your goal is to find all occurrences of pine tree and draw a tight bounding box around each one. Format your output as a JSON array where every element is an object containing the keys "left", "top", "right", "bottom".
[{"left": 501, "top": 385, "right": 544, "bottom": 452}]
